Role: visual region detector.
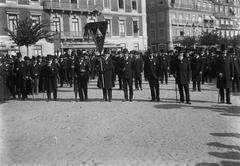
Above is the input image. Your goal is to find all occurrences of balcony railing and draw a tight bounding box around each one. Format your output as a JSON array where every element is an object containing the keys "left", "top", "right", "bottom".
[
  {"left": 51, "top": 31, "right": 83, "bottom": 39},
  {"left": 42, "top": 0, "right": 92, "bottom": 12}
]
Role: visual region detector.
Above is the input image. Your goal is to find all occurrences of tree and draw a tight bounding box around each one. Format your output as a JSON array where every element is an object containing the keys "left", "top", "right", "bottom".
[
  {"left": 5, "top": 17, "right": 51, "bottom": 56},
  {"left": 175, "top": 36, "right": 197, "bottom": 48},
  {"left": 199, "top": 31, "right": 220, "bottom": 46},
  {"left": 228, "top": 35, "right": 240, "bottom": 48}
]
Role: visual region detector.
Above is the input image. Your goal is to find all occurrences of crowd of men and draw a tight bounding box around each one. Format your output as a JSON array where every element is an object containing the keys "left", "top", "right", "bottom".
[{"left": 0, "top": 45, "right": 239, "bottom": 104}]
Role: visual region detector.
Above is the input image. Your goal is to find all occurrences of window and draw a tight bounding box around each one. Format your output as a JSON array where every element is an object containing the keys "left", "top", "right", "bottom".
[
  {"left": 158, "top": 12, "right": 165, "bottom": 23},
  {"left": 119, "top": 0, "right": 124, "bottom": 9},
  {"left": 88, "top": 0, "right": 95, "bottom": 7},
  {"left": 8, "top": 14, "right": 18, "bottom": 32},
  {"left": 132, "top": 0, "right": 137, "bottom": 11},
  {"left": 215, "top": 5, "right": 219, "bottom": 12},
  {"left": 51, "top": 16, "right": 61, "bottom": 32},
  {"left": 71, "top": 0, "right": 77, "bottom": 3},
  {"left": 133, "top": 43, "right": 139, "bottom": 51},
  {"left": 133, "top": 20, "right": 139, "bottom": 36},
  {"left": 159, "top": 29, "right": 164, "bottom": 39},
  {"left": 72, "top": 17, "right": 79, "bottom": 33},
  {"left": 198, "top": 15, "right": 202, "bottom": 24},
  {"left": 105, "top": 19, "right": 112, "bottom": 36},
  {"left": 31, "top": 15, "right": 41, "bottom": 26},
  {"left": 220, "top": 6, "right": 223, "bottom": 13},
  {"left": 104, "top": 0, "right": 111, "bottom": 9},
  {"left": 119, "top": 20, "right": 125, "bottom": 36},
  {"left": 34, "top": 45, "right": 42, "bottom": 56},
  {"left": 225, "top": 6, "right": 228, "bottom": 15},
  {"left": 221, "top": 19, "right": 224, "bottom": 25}
]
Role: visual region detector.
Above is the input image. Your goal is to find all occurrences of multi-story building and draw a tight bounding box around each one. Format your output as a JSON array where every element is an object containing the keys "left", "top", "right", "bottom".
[
  {"left": 146, "top": 0, "right": 240, "bottom": 51},
  {"left": 0, "top": 0, "right": 148, "bottom": 56}
]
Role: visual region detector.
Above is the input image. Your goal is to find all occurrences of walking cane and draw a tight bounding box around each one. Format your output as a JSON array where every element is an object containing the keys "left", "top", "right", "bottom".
[{"left": 175, "top": 80, "right": 178, "bottom": 103}]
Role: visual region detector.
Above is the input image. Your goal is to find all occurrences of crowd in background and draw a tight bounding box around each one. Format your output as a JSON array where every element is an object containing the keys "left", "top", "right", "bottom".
[{"left": 0, "top": 46, "right": 239, "bottom": 104}]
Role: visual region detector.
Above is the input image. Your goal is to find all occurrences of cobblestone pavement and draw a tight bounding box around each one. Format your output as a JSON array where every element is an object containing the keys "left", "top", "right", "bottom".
[{"left": 0, "top": 78, "right": 240, "bottom": 166}]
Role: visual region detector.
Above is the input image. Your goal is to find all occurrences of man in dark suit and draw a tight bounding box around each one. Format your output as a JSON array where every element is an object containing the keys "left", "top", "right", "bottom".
[
  {"left": 133, "top": 52, "right": 143, "bottom": 90},
  {"left": 75, "top": 53, "right": 90, "bottom": 101},
  {"left": 122, "top": 50, "right": 134, "bottom": 102},
  {"left": 173, "top": 49, "right": 191, "bottom": 104},
  {"left": 191, "top": 50, "right": 203, "bottom": 92},
  {"left": 230, "top": 48, "right": 240, "bottom": 92},
  {"left": 216, "top": 47, "right": 234, "bottom": 104},
  {"left": 144, "top": 52, "right": 160, "bottom": 102},
  {"left": 97, "top": 50, "right": 115, "bottom": 102},
  {"left": 158, "top": 52, "right": 169, "bottom": 84},
  {"left": 42, "top": 55, "right": 59, "bottom": 101},
  {"left": 14, "top": 52, "right": 28, "bottom": 100}
]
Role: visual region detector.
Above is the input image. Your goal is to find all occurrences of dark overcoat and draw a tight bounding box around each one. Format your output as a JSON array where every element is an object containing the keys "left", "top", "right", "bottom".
[
  {"left": 216, "top": 55, "right": 234, "bottom": 89},
  {"left": 97, "top": 57, "right": 114, "bottom": 89},
  {"left": 144, "top": 56, "right": 160, "bottom": 80},
  {"left": 174, "top": 57, "right": 191, "bottom": 85},
  {"left": 191, "top": 56, "right": 203, "bottom": 82},
  {"left": 42, "top": 62, "right": 59, "bottom": 92}
]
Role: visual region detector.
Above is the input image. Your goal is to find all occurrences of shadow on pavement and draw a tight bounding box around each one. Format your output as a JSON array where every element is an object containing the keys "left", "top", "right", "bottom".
[
  {"left": 220, "top": 160, "right": 240, "bottom": 166},
  {"left": 210, "top": 105, "right": 240, "bottom": 117},
  {"left": 208, "top": 151, "right": 240, "bottom": 160},
  {"left": 210, "top": 133, "right": 240, "bottom": 139},
  {"left": 207, "top": 142, "right": 240, "bottom": 152},
  {"left": 195, "top": 163, "right": 219, "bottom": 166}
]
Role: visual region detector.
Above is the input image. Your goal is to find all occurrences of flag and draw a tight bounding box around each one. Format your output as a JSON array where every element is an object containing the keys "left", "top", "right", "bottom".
[{"left": 83, "top": 21, "right": 108, "bottom": 54}]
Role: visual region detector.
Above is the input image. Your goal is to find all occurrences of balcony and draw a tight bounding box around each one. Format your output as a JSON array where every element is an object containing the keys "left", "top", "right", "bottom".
[
  {"left": 51, "top": 31, "right": 83, "bottom": 39},
  {"left": 42, "top": 0, "right": 92, "bottom": 12}
]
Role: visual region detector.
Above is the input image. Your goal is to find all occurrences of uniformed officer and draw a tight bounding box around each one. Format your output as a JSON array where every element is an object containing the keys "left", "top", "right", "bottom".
[
  {"left": 75, "top": 53, "right": 90, "bottom": 101},
  {"left": 216, "top": 47, "right": 234, "bottom": 104},
  {"left": 144, "top": 51, "right": 160, "bottom": 102},
  {"left": 173, "top": 49, "right": 191, "bottom": 104}
]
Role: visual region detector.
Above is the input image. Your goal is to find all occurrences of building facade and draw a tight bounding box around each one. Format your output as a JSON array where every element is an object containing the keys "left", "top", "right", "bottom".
[
  {"left": 147, "top": 0, "right": 240, "bottom": 51},
  {"left": 0, "top": 0, "right": 148, "bottom": 57}
]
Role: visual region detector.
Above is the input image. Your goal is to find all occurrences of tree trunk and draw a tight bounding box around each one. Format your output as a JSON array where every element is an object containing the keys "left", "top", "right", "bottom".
[{"left": 26, "top": 45, "right": 29, "bottom": 57}]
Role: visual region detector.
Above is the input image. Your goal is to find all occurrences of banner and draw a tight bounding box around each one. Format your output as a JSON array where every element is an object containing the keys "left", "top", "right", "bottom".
[{"left": 83, "top": 21, "right": 108, "bottom": 54}]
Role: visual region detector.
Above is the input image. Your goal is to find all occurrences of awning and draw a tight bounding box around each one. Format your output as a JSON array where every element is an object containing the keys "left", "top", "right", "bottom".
[
  {"left": 210, "top": 15, "right": 217, "bottom": 21},
  {"left": 204, "top": 15, "right": 211, "bottom": 21}
]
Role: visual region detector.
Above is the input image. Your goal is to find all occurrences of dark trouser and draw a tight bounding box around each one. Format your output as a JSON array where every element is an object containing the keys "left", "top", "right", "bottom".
[
  {"left": 219, "top": 88, "right": 230, "bottom": 103},
  {"left": 67, "top": 70, "right": 73, "bottom": 87},
  {"left": 78, "top": 78, "right": 88, "bottom": 101},
  {"left": 118, "top": 74, "right": 123, "bottom": 90},
  {"left": 148, "top": 77, "right": 159, "bottom": 101},
  {"left": 232, "top": 77, "right": 240, "bottom": 92},
  {"left": 33, "top": 77, "right": 39, "bottom": 94},
  {"left": 161, "top": 69, "right": 168, "bottom": 84},
  {"left": 103, "top": 88, "right": 112, "bottom": 101},
  {"left": 178, "top": 83, "right": 190, "bottom": 102},
  {"left": 193, "top": 81, "right": 201, "bottom": 91},
  {"left": 123, "top": 78, "right": 133, "bottom": 100},
  {"left": 134, "top": 74, "right": 142, "bottom": 90},
  {"left": 47, "top": 90, "right": 57, "bottom": 100},
  {"left": 6, "top": 76, "right": 16, "bottom": 98},
  {"left": 39, "top": 75, "right": 45, "bottom": 93},
  {"left": 46, "top": 78, "right": 57, "bottom": 100},
  {"left": 59, "top": 70, "right": 65, "bottom": 87},
  {"left": 16, "top": 77, "right": 27, "bottom": 99}
]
